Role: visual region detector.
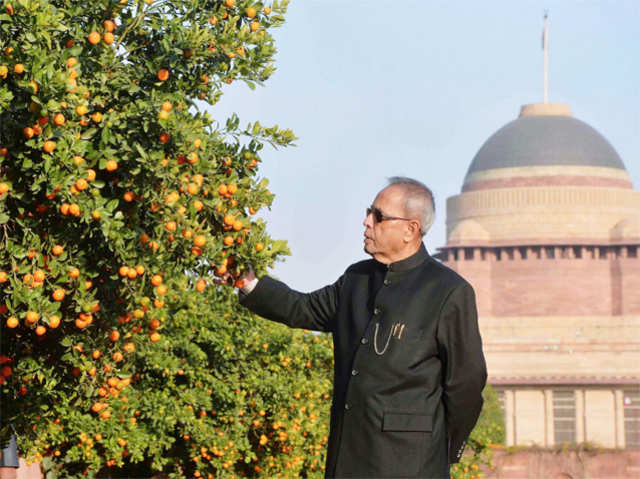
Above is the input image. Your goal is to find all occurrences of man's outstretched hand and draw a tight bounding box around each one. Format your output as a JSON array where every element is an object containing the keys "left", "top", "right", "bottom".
[{"left": 215, "top": 267, "right": 257, "bottom": 293}]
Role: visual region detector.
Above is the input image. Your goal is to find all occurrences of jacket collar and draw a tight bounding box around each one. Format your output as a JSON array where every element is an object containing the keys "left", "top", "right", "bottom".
[{"left": 382, "top": 243, "right": 429, "bottom": 273}]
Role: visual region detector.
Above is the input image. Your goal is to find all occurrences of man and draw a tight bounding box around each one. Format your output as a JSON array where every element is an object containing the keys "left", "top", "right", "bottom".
[{"left": 238, "top": 177, "right": 487, "bottom": 478}]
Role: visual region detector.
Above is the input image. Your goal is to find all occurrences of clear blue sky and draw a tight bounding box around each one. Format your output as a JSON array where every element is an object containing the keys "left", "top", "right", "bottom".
[{"left": 211, "top": 0, "right": 640, "bottom": 292}]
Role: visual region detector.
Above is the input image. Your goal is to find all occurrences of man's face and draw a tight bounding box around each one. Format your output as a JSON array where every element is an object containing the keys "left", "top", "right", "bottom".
[{"left": 363, "top": 185, "right": 411, "bottom": 263}]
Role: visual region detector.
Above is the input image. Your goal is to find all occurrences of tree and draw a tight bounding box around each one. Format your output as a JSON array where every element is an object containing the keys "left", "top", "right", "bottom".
[
  {"left": 450, "top": 384, "right": 505, "bottom": 479},
  {"left": 0, "top": 1, "right": 338, "bottom": 477}
]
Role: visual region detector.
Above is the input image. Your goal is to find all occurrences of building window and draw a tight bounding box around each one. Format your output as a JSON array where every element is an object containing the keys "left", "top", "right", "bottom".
[
  {"left": 464, "top": 248, "right": 474, "bottom": 260},
  {"left": 518, "top": 247, "right": 527, "bottom": 259},
  {"left": 545, "top": 247, "right": 555, "bottom": 259},
  {"left": 624, "top": 388, "right": 640, "bottom": 449},
  {"left": 628, "top": 246, "right": 637, "bottom": 258},
  {"left": 553, "top": 390, "right": 576, "bottom": 444}
]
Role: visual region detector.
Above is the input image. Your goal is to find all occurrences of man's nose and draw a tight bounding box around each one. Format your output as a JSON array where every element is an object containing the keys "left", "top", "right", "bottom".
[{"left": 363, "top": 212, "right": 373, "bottom": 228}]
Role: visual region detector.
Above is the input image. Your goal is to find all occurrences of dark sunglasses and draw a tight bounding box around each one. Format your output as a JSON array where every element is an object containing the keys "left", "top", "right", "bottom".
[{"left": 366, "top": 206, "right": 412, "bottom": 223}]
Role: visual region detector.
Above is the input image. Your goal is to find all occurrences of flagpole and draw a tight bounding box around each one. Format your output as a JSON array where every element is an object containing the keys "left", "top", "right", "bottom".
[{"left": 543, "top": 12, "right": 549, "bottom": 104}]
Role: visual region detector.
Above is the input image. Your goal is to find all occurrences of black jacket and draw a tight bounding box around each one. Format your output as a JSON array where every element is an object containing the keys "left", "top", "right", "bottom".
[{"left": 240, "top": 244, "right": 487, "bottom": 478}]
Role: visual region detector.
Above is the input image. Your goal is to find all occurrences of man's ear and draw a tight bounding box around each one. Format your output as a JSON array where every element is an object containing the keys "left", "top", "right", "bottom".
[{"left": 404, "top": 220, "right": 421, "bottom": 242}]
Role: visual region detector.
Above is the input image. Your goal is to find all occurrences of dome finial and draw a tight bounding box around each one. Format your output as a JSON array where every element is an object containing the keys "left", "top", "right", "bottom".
[{"left": 542, "top": 11, "right": 549, "bottom": 104}]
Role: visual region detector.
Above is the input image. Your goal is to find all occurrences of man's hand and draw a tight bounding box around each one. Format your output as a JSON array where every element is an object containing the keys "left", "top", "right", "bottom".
[{"left": 215, "top": 267, "right": 257, "bottom": 292}]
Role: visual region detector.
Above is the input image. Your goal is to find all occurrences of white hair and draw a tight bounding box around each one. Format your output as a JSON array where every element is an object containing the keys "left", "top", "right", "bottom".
[{"left": 387, "top": 177, "right": 435, "bottom": 236}]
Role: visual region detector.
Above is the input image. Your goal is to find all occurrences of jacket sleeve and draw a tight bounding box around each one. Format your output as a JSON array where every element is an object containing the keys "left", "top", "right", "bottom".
[
  {"left": 436, "top": 282, "right": 487, "bottom": 464},
  {"left": 238, "top": 275, "right": 343, "bottom": 333}
]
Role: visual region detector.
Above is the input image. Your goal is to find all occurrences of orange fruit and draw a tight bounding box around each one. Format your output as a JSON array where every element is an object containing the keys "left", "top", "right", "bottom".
[
  {"left": 112, "top": 352, "right": 123, "bottom": 362},
  {"left": 88, "top": 32, "right": 101, "bottom": 44},
  {"left": 196, "top": 279, "right": 206, "bottom": 292},
  {"left": 157, "top": 69, "right": 169, "bottom": 82},
  {"left": 103, "top": 32, "right": 115, "bottom": 45},
  {"left": 0, "top": 183, "right": 9, "bottom": 195},
  {"left": 149, "top": 319, "right": 160, "bottom": 330},
  {"left": 118, "top": 265, "right": 129, "bottom": 277},
  {"left": 6, "top": 317, "right": 19, "bottom": 328},
  {"left": 75, "top": 178, "right": 88, "bottom": 191},
  {"left": 123, "top": 191, "right": 135, "bottom": 202},
  {"left": 218, "top": 184, "right": 228, "bottom": 195},
  {"left": 13, "top": 63, "right": 24, "bottom": 74},
  {"left": 91, "top": 210, "right": 101, "bottom": 221},
  {"left": 165, "top": 221, "right": 176, "bottom": 232},
  {"left": 23, "top": 126, "right": 34, "bottom": 139},
  {"left": 69, "top": 204, "right": 81, "bottom": 216},
  {"left": 91, "top": 111, "right": 102, "bottom": 123},
  {"left": 52, "top": 289, "right": 65, "bottom": 301},
  {"left": 264, "top": 6, "right": 271, "bottom": 14},
  {"left": 100, "top": 410, "right": 111, "bottom": 420},
  {"left": 105, "top": 160, "right": 118, "bottom": 171},
  {"left": 25, "top": 311, "right": 39, "bottom": 324},
  {"left": 67, "top": 57, "right": 78, "bottom": 68},
  {"left": 194, "top": 235, "right": 206, "bottom": 247},
  {"left": 193, "top": 200, "right": 203, "bottom": 211},
  {"left": 53, "top": 113, "right": 65, "bottom": 126},
  {"left": 48, "top": 315, "right": 60, "bottom": 328},
  {"left": 43, "top": 140, "right": 56, "bottom": 153},
  {"left": 35, "top": 325, "right": 46, "bottom": 336},
  {"left": 155, "top": 284, "right": 167, "bottom": 295},
  {"left": 255, "top": 242, "right": 264, "bottom": 252},
  {"left": 92, "top": 350, "right": 101, "bottom": 360},
  {"left": 157, "top": 109, "right": 169, "bottom": 120},
  {"left": 225, "top": 0, "right": 235, "bottom": 7},
  {"left": 159, "top": 132, "right": 170, "bottom": 143},
  {"left": 0, "top": 271, "right": 7, "bottom": 283},
  {"left": 104, "top": 20, "right": 115, "bottom": 32},
  {"left": 76, "top": 104, "right": 88, "bottom": 115},
  {"left": 135, "top": 265, "right": 145, "bottom": 275},
  {"left": 223, "top": 236, "right": 234, "bottom": 246},
  {"left": 33, "top": 269, "right": 45, "bottom": 282},
  {"left": 85, "top": 280, "right": 92, "bottom": 290},
  {"left": 87, "top": 169, "right": 96, "bottom": 181},
  {"left": 149, "top": 332, "right": 161, "bottom": 342},
  {"left": 123, "top": 342, "right": 135, "bottom": 353},
  {"left": 151, "top": 275, "right": 163, "bottom": 286},
  {"left": 109, "top": 330, "right": 120, "bottom": 341},
  {"left": 127, "top": 268, "right": 137, "bottom": 279},
  {"left": 52, "top": 245, "right": 64, "bottom": 256},
  {"left": 251, "top": 21, "right": 259, "bottom": 32},
  {"left": 73, "top": 155, "right": 85, "bottom": 165},
  {"left": 224, "top": 214, "right": 235, "bottom": 226},
  {"left": 161, "top": 101, "right": 172, "bottom": 111},
  {"left": 69, "top": 267, "right": 80, "bottom": 278}
]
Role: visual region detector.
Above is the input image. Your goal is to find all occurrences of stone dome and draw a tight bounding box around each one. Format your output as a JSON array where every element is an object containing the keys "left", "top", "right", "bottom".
[
  {"left": 448, "top": 219, "right": 490, "bottom": 245},
  {"left": 465, "top": 103, "right": 626, "bottom": 177},
  {"left": 611, "top": 217, "right": 640, "bottom": 242}
]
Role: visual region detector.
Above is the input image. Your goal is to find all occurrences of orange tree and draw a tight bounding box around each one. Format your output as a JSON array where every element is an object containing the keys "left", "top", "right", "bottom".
[
  {"left": 450, "top": 384, "right": 505, "bottom": 479},
  {"left": 0, "top": 0, "right": 339, "bottom": 477}
]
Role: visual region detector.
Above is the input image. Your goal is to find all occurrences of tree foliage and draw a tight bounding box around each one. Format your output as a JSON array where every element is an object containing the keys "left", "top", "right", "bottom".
[{"left": 0, "top": 0, "right": 340, "bottom": 477}]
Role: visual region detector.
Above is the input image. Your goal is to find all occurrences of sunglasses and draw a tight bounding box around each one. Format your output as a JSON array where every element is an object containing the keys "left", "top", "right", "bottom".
[{"left": 366, "top": 206, "right": 412, "bottom": 224}]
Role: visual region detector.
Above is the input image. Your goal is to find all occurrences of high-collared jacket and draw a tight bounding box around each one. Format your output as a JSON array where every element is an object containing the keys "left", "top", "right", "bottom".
[{"left": 240, "top": 244, "right": 487, "bottom": 478}]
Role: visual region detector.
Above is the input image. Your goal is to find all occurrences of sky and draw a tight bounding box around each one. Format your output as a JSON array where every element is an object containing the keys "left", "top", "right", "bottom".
[{"left": 211, "top": 0, "right": 640, "bottom": 292}]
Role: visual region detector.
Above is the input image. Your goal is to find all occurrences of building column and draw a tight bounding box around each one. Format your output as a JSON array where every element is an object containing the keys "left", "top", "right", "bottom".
[
  {"left": 576, "top": 389, "right": 585, "bottom": 443},
  {"left": 544, "top": 389, "right": 554, "bottom": 446},
  {"left": 615, "top": 389, "right": 625, "bottom": 448},
  {"left": 505, "top": 389, "right": 515, "bottom": 446}
]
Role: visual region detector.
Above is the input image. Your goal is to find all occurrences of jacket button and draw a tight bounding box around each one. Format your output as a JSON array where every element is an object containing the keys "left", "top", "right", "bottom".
[
  {"left": 351, "top": 369, "right": 358, "bottom": 376},
  {"left": 360, "top": 337, "right": 368, "bottom": 345},
  {"left": 383, "top": 279, "right": 390, "bottom": 285},
  {"left": 373, "top": 307, "right": 380, "bottom": 315},
  {"left": 344, "top": 403, "right": 350, "bottom": 411}
]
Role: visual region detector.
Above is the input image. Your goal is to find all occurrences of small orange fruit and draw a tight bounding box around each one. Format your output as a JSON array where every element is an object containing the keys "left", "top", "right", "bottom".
[
  {"left": 43, "top": 140, "right": 56, "bottom": 153},
  {"left": 149, "top": 332, "right": 161, "bottom": 342},
  {"left": 104, "top": 20, "right": 115, "bottom": 32},
  {"left": 35, "top": 325, "right": 46, "bottom": 336},
  {"left": 109, "top": 330, "right": 120, "bottom": 341},
  {"left": 194, "top": 235, "right": 206, "bottom": 247},
  {"left": 13, "top": 63, "right": 24, "bottom": 74},
  {"left": 105, "top": 160, "right": 118, "bottom": 171},
  {"left": 48, "top": 315, "right": 60, "bottom": 328},
  {"left": 25, "top": 311, "right": 39, "bottom": 324},
  {"left": 103, "top": 32, "right": 115, "bottom": 45},
  {"left": 88, "top": 32, "right": 101, "bottom": 45},
  {"left": 52, "top": 245, "right": 64, "bottom": 256},
  {"left": 157, "top": 69, "right": 169, "bottom": 82},
  {"left": 6, "top": 317, "right": 19, "bottom": 328},
  {"left": 53, "top": 113, "right": 65, "bottom": 126},
  {"left": 52, "top": 289, "right": 66, "bottom": 301}
]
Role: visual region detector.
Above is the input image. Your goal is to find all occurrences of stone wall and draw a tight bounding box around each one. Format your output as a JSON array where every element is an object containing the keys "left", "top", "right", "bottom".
[{"left": 485, "top": 448, "right": 640, "bottom": 479}]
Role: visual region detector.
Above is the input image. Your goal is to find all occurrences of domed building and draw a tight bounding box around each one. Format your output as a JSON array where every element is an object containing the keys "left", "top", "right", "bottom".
[{"left": 438, "top": 102, "right": 640, "bottom": 477}]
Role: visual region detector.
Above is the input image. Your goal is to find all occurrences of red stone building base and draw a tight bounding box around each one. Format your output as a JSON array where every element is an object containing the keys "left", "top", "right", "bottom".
[{"left": 485, "top": 448, "right": 640, "bottom": 479}]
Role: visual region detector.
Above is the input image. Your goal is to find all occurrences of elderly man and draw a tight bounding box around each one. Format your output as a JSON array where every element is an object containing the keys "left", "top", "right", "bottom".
[{"left": 238, "top": 177, "right": 487, "bottom": 478}]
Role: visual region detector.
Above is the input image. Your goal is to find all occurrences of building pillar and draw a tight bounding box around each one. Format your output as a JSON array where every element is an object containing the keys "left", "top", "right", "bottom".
[
  {"left": 544, "top": 388, "right": 554, "bottom": 446},
  {"left": 615, "top": 389, "right": 625, "bottom": 448},
  {"left": 576, "top": 389, "right": 585, "bottom": 443},
  {"left": 505, "top": 389, "right": 515, "bottom": 446}
]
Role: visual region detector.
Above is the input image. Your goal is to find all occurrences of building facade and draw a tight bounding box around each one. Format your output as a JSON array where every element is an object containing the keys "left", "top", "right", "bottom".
[{"left": 438, "top": 102, "right": 640, "bottom": 477}]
